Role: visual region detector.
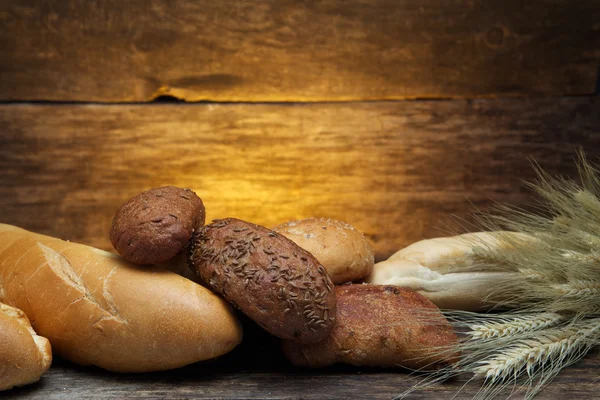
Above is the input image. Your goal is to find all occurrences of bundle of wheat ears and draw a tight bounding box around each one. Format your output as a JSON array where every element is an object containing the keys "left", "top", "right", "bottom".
[{"left": 403, "top": 152, "right": 600, "bottom": 400}]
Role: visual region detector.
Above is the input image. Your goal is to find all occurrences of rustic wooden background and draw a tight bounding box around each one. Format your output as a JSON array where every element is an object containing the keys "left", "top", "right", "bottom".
[
  {"left": 1, "top": 0, "right": 598, "bottom": 101},
  {"left": 0, "top": 0, "right": 599, "bottom": 399},
  {"left": 1, "top": 98, "right": 599, "bottom": 259}
]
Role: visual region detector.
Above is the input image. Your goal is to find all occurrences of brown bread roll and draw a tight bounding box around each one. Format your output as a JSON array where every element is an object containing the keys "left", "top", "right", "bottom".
[
  {"left": 0, "top": 223, "right": 242, "bottom": 372},
  {"left": 188, "top": 218, "right": 336, "bottom": 344},
  {"left": 282, "top": 284, "right": 459, "bottom": 370},
  {"left": 273, "top": 218, "right": 374, "bottom": 284},
  {"left": 110, "top": 186, "right": 205, "bottom": 264},
  {"left": 0, "top": 302, "right": 52, "bottom": 391}
]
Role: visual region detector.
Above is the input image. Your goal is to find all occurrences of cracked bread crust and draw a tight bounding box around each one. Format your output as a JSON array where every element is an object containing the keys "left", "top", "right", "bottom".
[
  {"left": 282, "top": 284, "right": 459, "bottom": 369},
  {"left": 0, "top": 302, "right": 52, "bottom": 391},
  {"left": 188, "top": 218, "right": 336, "bottom": 344},
  {"left": 0, "top": 223, "right": 242, "bottom": 372}
]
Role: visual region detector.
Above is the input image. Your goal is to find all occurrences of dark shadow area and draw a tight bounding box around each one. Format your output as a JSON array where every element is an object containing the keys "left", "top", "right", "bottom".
[{"left": 150, "top": 95, "right": 186, "bottom": 103}]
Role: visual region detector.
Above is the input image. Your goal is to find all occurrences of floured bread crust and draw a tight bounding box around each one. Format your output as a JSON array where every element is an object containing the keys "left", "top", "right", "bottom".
[{"left": 365, "top": 232, "right": 531, "bottom": 310}]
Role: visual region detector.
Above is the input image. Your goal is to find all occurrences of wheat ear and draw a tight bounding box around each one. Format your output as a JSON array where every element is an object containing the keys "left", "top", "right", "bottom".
[
  {"left": 469, "top": 318, "right": 600, "bottom": 399},
  {"left": 400, "top": 152, "right": 600, "bottom": 400},
  {"left": 467, "top": 313, "right": 566, "bottom": 340}
]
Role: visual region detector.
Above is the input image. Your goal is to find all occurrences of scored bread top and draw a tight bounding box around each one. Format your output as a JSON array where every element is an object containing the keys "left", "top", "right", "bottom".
[{"left": 0, "top": 223, "right": 242, "bottom": 372}]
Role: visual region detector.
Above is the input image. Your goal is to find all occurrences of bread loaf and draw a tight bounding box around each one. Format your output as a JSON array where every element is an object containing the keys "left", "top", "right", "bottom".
[
  {"left": 272, "top": 218, "right": 374, "bottom": 284},
  {"left": 0, "top": 302, "right": 52, "bottom": 391},
  {"left": 188, "top": 218, "right": 336, "bottom": 344},
  {"left": 282, "top": 285, "right": 459, "bottom": 369},
  {"left": 0, "top": 224, "right": 242, "bottom": 372},
  {"left": 365, "top": 232, "right": 531, "bottom": 310},
  {"left": 110, "top": 186, "right": 205, "bottom": 264}
]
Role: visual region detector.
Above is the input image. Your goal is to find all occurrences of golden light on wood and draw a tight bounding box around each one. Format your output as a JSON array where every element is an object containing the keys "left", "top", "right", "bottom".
[{"left": 1, "top": 100, "right": 598, "bottom": 261}]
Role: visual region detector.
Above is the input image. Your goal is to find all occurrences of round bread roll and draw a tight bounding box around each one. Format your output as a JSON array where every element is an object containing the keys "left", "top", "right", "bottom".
[
  {"left": 282, "top": 284, "right": 459, "bottom": 370},
  {"left": 188, "top": 218, "right": 336, "bottom": 344},
  {"left": 110, "top": 186, "right": 205, "bottom": 265},
  {"left": 272, "top": 218, "right": 374, "bottom": 284},
  {"left": 0, "top": 223, "right": 242, "bottom": 372},
  {"left": 0, "top": 302, "right": 52, "bottom": 391}
]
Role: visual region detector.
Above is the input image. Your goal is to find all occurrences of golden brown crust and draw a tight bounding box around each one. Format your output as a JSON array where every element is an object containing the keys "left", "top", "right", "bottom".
[
  {"left": 273, "top": 218, "right": 374, "bottom": 284},
  {"left": 282, "top": 284, "right": 459, "bottom": 369},
  {"left": 0, "top": 302, "right": 52, "bottom": 391},
  {"left": 188, "top": 218, "right": 336, "bottom": 343},
  {"left": 0, "top": 223, "right": 241, "bottom": 373},
  {"left": 110, "top": 186, "right": 205, "bottom": 264}
]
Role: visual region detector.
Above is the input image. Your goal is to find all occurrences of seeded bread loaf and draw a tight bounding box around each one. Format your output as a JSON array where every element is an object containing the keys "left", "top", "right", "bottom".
[
  {"left": 188, "top": 218, "right": 336, "bottom": 343},
  {"left": 0, "top": 302, "right": 52, "bottom": 391},
  {"left": 0, "top": 223, "right": 242, "bottom": 372},
  {"left": 273, "top": 218, "right": 374, "bottom": 284},
  {"left": 282, "top": 285, "right": 459, "bottom": 369}
]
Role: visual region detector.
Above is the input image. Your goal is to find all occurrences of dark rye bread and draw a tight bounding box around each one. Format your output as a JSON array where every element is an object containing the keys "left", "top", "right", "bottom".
[
  {"left": 110, "top": 186, "right": 205, "bottom": 264},
  {"left": 282, "top": 285, "right": 459, "bottom": 369},
  {"left": 188, "top": 218, "right": 336, "bottom": 343}
]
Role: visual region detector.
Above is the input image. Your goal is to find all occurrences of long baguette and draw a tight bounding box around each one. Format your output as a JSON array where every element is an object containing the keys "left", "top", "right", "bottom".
[
  {"left": 0, "top": 302, "right": 52, "bottom": 391},
  {"left": 365, "top": 232, "right": 531, "bottom": 310},
  {"left": 0, "top": 224, "right": 242, "bottom": 372}
]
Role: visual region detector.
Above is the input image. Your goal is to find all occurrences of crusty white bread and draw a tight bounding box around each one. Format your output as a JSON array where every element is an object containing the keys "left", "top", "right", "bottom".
[
  {"left": 365, "top": 232, "right": 531, "bottom": 310},
  {"left": 0, "top": 224, "right": 242, "bottom": 372},
  {"left": 0, "top": 302, "right": 52, "bottom": 391}
]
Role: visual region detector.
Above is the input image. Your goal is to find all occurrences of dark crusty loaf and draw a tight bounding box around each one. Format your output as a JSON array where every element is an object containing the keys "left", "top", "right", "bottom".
[
  {"left": 282, "top": 284, "right": 459, "bottom": 369},
  {"left": 188, "top": 218, "right": 336, "bottom": 343},
  {"left": 110, "top": 186, "right": 205, "bottom": 264}
]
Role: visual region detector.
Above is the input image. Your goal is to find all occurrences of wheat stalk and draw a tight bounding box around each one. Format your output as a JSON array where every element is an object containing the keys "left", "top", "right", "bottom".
[
  {"left": 401, "top": 151, "right": 600, "bottom": 400},
  {"left": 552, "top": 280, "right": 600, "bottom": 298},
  {"left": 472, "top": 318, "right": 600, "bottom": 383},
  {"left": 467, "top": 313, "right": 566, "bottom": 340}
]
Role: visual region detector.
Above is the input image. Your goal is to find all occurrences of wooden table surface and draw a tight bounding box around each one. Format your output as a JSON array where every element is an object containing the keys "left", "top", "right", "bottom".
[{"left": 8, "top": 317, "right": 600, "bottom": 400}]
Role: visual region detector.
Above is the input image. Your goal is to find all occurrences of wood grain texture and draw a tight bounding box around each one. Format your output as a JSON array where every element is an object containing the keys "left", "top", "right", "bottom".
[
  {"left": 0, "top": 98, "right": 599, "bottom": 261},
  {"left": 0, "top": 0, "right": 598, "bottom": 102},
  {"left": 6, "top": 317, "right": 600, "bottom": 399},
  {"left": 8, "top": 357, "right": 600, "bottom": 399}
]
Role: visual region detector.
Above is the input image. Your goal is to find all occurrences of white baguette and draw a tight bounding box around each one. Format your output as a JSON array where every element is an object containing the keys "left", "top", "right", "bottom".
[
  {"left": 0, "top": 224, "right": 242, "bottom": 372},
  {"left": 365, "top": 232, "right": 530, "bottom": 310},
  {"left": 0, "top": 302, "right": 52, "bottom": 391}
]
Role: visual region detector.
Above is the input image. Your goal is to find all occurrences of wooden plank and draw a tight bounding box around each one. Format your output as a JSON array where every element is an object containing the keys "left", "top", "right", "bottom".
[
  {"left": 0, "top": 98, "right": 599, "bottom": 261},
  {"left": 7, "top": 321, "right": 600, "bottom": 399},
  {"left": 9, "top": 357, "right": 600, "bottom": 399},
  {"left": 0, "top": 0, "right": 598, "bottom": 102}
]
